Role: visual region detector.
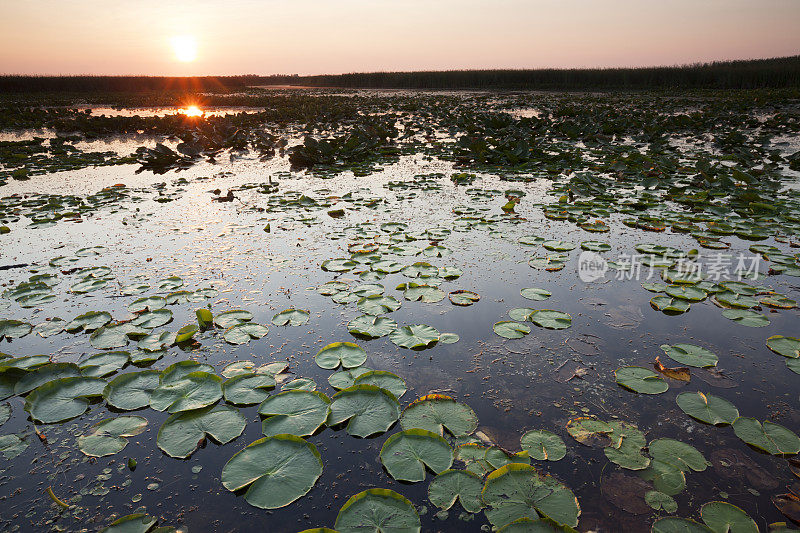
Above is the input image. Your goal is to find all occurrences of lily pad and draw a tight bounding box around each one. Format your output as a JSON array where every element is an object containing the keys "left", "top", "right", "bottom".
[
  {"left": 328, "top": 385, "right": 400, "bottom": 438},
  {"left": 0, "top": 320, "right": 32, "bottom": 340},
  {"left": 721, "top": 309, "right": 770, "bottom": 327},
  {"left": 259, "top": 390, "right": 331, "bottom": 437},
  {"left": 482, "top": 463, "right": 580, "bottom": 529},
  {"left": 25, "top": 376, "right": 106, "bottom": 423},
  {"left": 676, "top": 392, "right": 738, "bottom": 425},
  {"left": 400, "top": 395, "right": 478, "bottom": 437},
  {"left": 449, "top": 290, "right": 480, "bottom": 306},
  {"left": 354, "top": 371, "right": 406, "bottom": 398},
  {"left": 732, "top": 417, "right": 800, "bottom": 455},
  {"left": 520, "top": 288, "right": 551, "bottom": 301},
  {"left": 103, "top": 370, "right": 160, "bottom": 410},
  {"left": 389, "top": 325, "right": 440, "bottom": 349},
  {"left": 78, "top": 416, "right": 148, "bottom": 457},
  {"left": 157, "top": 405, "right": 246, "bottom": 458},
  {"left": 335, "top": 489, "right": 420, "bottom": 533},
  {"left": 766, "top": 336, "right": 800, "bottom": 358},
  {"left": 328, "top": 367, "right": 372, "bottom": 390},
  {"left": 530, "top": 310, "right": 572, "bottom": 330},
  {"left": 223, "top": 373, "right": 276, "bottom": 405},
  {"left": 221, "top": 434, "right": 323, "bottom": 509},
  {"left": 660, "top": 344, "right": 718, "bottom": 368},
  {"left": 520, "top": 430, "right": 567, "bottom": 461},
  {"left": 428, "top": 469, "right": 484, "bottom": 513},
  {"left": 223, "top": 323, "right": 268, "bottom": 344},
  {"left": 348, "top": 315, "right": 397, "bottom": 338},
  {"left": 700, "top": 501, "right": 758, "bottom": 533},
  {"left": 493, "top": 321, "right": 531, "bottom": 339},
  {"left": 615, "top": 367, "right": 669, "bottom": 394},
  {"left": 358, "top": 295, "right": 401, "bottom": 315},
  {"left": 380, "top": 429, "right": 453, "bottom": 482},
  {"left": 214, "top": 310, "right": 253, "bottom": 329},
  {"left": 315, "top": 342, "right": 368, "bottom": 369},
  {"left": 149, "top": 371, "right": 223, "bottom": 413},
  {"left": 271, "top": 308, "right": 310, "bottom": 327},
  {"left": 79, "top": 351, "right": 129, "bottom": 378}
]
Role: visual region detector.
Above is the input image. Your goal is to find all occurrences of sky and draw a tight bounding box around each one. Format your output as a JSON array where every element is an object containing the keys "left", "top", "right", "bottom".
[{"left": 1, "top": 0, "right": 799, "bottom": 76}]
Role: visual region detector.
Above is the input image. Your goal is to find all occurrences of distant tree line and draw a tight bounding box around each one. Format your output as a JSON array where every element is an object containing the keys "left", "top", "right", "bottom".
[
  {"left": 288, "top": 56, "right": 800, "bottom": 90},
  {"left": 0, "top": 75, "right": 299, "bottom": 93},
  {"left": 1, "top": 56, "right": 798, "bottom": 93}
]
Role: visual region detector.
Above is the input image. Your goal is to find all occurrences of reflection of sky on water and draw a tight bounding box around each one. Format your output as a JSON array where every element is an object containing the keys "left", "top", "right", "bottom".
[{"left": 0, "top": 135, "right": 799, "bottom": 531}]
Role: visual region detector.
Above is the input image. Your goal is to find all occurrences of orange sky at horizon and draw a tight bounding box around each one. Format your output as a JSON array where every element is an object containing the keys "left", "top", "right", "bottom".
[{"left": 1, "top": 0, "right": 799, "bottom": 76}]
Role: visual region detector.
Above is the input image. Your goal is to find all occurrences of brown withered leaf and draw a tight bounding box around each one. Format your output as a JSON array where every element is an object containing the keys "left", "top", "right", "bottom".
[
  {"left": 653, "top": 357, "right": 691, "bottom": 382},
  {"left": 773, "top": 492, "right": 800, "bottom": 524}
]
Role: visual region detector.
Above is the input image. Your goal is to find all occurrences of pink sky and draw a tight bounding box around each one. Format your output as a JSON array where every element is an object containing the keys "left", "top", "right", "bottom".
[{"left": 1, "top": 0, "right": 798, "bottom": 75}]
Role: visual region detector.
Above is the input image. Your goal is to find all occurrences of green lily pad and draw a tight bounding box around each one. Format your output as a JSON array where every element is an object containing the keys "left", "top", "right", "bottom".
[
  {"left": 328, "top": 385, "right": 400, "bottom": 438},
  {"left": 65, "top": 311, "right": 112, "bottom": 333},
  {"left": 103, "top": 370, "right": 160, "bottom": 410},
  {"left": 530, "top": 310, "right": 572, "bottom": 330},
  {"left": 157, "top": 404, "right": 246, "bottom": 458},
  {"left": 660, "top": 344, "right": 718, "bottom": 368},
  {"left": 482, "top": 463, "right": 580, "bottom": 529},
  {"left": 520, "top": 288, "right": 551, "bottom": 301},
  {"left": 700, "top": 501, "right": 758, "bottom": 533},
  {"left": 358, "top": 295, "right": 401, "bottom": 315},
  {"left": 100, "top": 513, "right": 158, "bottom": 533},
  {"left": 732, "top": 417, "right": 800, "bottom": 455},
  {"left": 24, "top": 376, "right": 106, "bottom": 423},
  {"left": 648, "top": 438, "right": 709, "bottom": 472},
  {"left": 259, "top": 390, "right": 331, "bottom": 437},
  {"left": 721, "top": 309, "right": 770, "bottom": 327},
  {"left": 221, "top": 434, "right": 323, "bottom": 509},
  {"left": 766, "top": 335, "right": 800, "bottom": 358},
  {"left": 335, "top": 488, "right": 420, "bottom": 533},
  {"left": 380, "top": 428, "right": 453, "bottom": 482},
  {"left": 665, "top": 285, "right": 707, "bottom": 302},
  {"left": 214, "top": 310, "right": 253, "bottom": 329},
  {"left": 348, "top": 315, "right": 397, "bottom": 338},
  {"left": 650, "top": 297, "right": 691, "bottom": 314},
  {"left": 128, "top": 296, "right": 166, "bottom": 312},
  {"left": 615, "top": 367, "right": 669, "bottom": 394},
  {"left": 271, "top": 308, "right": 310, "bottom": 327},
  {"left": 0, "top": 433, "right": 28, "bottom": 459},
  {"left": 78, "top": 416, "right": 148, "bottom": 457},
  {"left": 13, "top": 363, "right": 82, "bottom": 395},
  {"left": 645, "top": 491, "right": 678, "bottom": 513},
  {"left": 33, "top": 318, "right": 66, "bottom": 338},
  {"left": 603, "top": 421, "right": 650, "bottom": 470},
  {"left": 493, "top": 321, "right": 531, "bottom": 339},
  {"left": 403, "top": 283, "right": 446, "bottom": 303},
  {"left": 315, "top": 342, "right": 368, "bottom": 369},
  {"left": 223, "top": 373, "right": 275, "bottom": 405},
  {"left": 0, "top": 320, "right": 32, "bottom": 340},
  {"left": 449, "top": 290, "right": 480, "bottom": 306},
  {"left": 428, "top": 469, "right": 484, "bottom": 513},
  {"left": 676, "top": 392, "right": 738, "bottom": 425},
  {"left": 223, "top": 323, "right": 268, "bottom": 344},
  {"left": 400, "top": 394, "right": 478, "bottom": 437},
  {"left": 149, "top": 371, "right": 223, "bottom": 413},
  {"left": 520, "top": 430, "right": 567, "bottom": 461},
  {"left": 79, "top": 351, "right": 129, "bottom": 378},
  {"left": 354, "top": 371, "right": 406, "bottom": 398},
  {"left": 542, "top": 240, "right": 576, "bottom": 252},
  {"left": 390, "top": 325, "right": 440, "bottom": 349},
  {"left": 328, "top": 367, "right": 372, "bottom": 390},
  {"left": 131, "top": 309, "right": 173, "bottom": 329},
  {"left": 91, "top": 323, "right": 146, "bottom": 350},
  {"left": 137, "top": 331, "right": 177, "bottom": 352}
]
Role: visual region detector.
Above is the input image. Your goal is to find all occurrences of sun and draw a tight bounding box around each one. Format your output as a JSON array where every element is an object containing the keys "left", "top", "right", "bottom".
[{"left": 171, "top": 35, "right": 197, "bottom": 63}]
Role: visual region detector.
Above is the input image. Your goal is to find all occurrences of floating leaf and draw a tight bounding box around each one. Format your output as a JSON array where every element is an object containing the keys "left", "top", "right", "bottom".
[
  {"left": 348, "top": 315, "right": 397, "bottom": 338},
  {"left": 358, "top": 295, "right": 401, "bottom": 315},
  {"left": 128, "top": 296, "right": 166, "bottom": 312},
  {"left": 271, "top": 308, "right": 310, "bottom": 326},
  {"left": 149, "top": 371, "right": 222, "bottom": 413},
  {"left": 13, "top": 363, "right": 81, "bottom": 395},
  {"left": 721, "top": 309, "right": 770, "bottom": 327},
  {"left": 33, "top": 318, "right": 65, "bottom": 338},
  {"left": 354, "top": 371, "right": 406, "bottom": 398},
  {"left": 328, "top": 367, "right": 372, "bottom": 390},
  {"left": 400, "top": 395, "right": 477, "bottom": 437},
  {"left": 315, "top": 342, "right": 368, "bottom": 369},
  {"left": 79, "top": 351, "right": 129, "bottom": 378},
  {"left": 615, "top": 367, "right": 668, "bottom": 394},
  {"left": 380, "top": 429, "right": 453, "bottom": 482},
  {"left": 0, "top": 433, "right": 28, "bottom": 459},
  {"left": 131, "top": 309, "right": 172, "bottom": 329},
  {"left": 645, "top": 491, "right": 678, "bottom": 513},
  {"left": 103, "top": 370, "right": 160, "bottom": 410},
  {"left": 335, "top": 489, "right": 420, "bottom": 532},
  {"left": 24, "top": 377, "right": 106, "bottom": 423},
  {"left": 403, "top": 283, "right": 446, "bottom": 303},
  {"left": 520, "top": 430, "right": 566, "bottom": 462},
  {"left": 648, "top": 438, "right": 709, "bottom": 472},
  {"left": 428, "top": 469, "right": 484, "bottom": 513},
  {"left": 223, "top": 373, "right": 275, "bottom": 405},
  {"left": 65, "top": 311, "right": 112, "bottom": 333},
  {"left": 0, "top": 320, "right": 32, "bottom": 340},
  {"left": 157, "top": 405, "right": 246, "bottom": 458},
  {"left": 259, "top": 390, "right": 331, "bottom": 437},
  {"left": 221, "top": 435, "right": 323, "bottom": 509},
  {"left": 676, "top": 392, "right": 738, "bottom": 425},
  {"left": 100, "top": 513, "right": 158, "bottom": 533},
  {"left": 732, "top": 417, "right": 800, "bottom": 455},
  {"left": 530, "top": 310, "right": 572, "bottom": 330},
  {"left": 700, "top": 501, "right": 758, "bottom": 533},
  {"left": 493, "top": 321, "right": 531, "bottom": 339},
  {"left": 660, "top": 344, "right": 718, "bottom": 368},
  {"left": 214, "top": 310, "right": 253, "bottom": 329},
  {"left": 223, "top": 323, "right": 268, "bottom": 344},
  {"left": 482, "top": 463, "right": 580, "bottom": 529},
  {"left": 449, "top": 290, "right": 480, "bottom": 306},
  {"left": 390, "top": 324, "right": 440, "bottom": 349},
  {"left": 766, "top": 335, "right": 800, "bottom": 358},
  {"left": 520, "top": 288, "right": 551, "bottom": 301},
  {"left": 329, "top": 385, "right": 400, "bottom": 438},
  {"left": 78, "top": 416, "right": 148, "bottom": 457}
]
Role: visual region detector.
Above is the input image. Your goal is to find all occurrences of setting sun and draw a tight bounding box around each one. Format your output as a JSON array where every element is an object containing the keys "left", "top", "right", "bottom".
[
  {"left": 171, "top": 35, "right": 197, "bottom": 62},
  {"left": 180, "top": 105, "right": 203, "bottom": 117}
]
